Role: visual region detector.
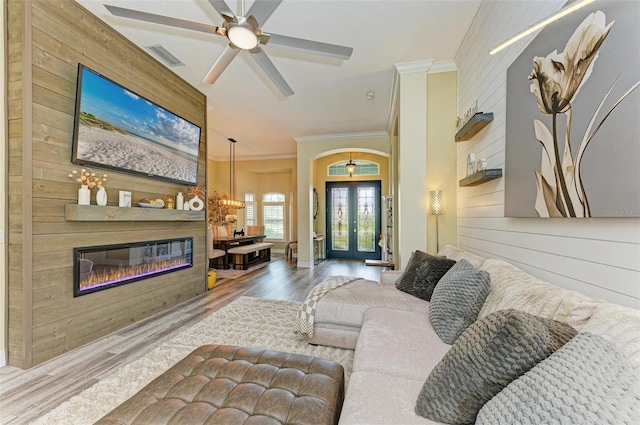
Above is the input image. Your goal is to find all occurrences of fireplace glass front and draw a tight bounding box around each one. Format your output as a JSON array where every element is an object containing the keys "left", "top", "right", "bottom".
[{"left": 73, "top": 237, "right": 193, "bottom": 297}]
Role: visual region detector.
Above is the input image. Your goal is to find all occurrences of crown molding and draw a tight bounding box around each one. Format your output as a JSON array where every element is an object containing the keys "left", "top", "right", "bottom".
[
  {"left": 394, "top": 59, "right": 435, "bottom": 75},
  {"left": 428, "top": 59, "right": 457, "bottom": 74},
  {"left": 386, "top": 59, "right": 458, "bottom": 134},
  {"left": 294, "top": 131, "right": 388, "bottom": 144},
  {"left": 207, "top": 153, "right": 298, "bottom": 162}
]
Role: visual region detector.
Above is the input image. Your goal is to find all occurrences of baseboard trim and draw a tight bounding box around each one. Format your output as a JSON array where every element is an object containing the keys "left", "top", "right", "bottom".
[{"left": 297, "top": 261, "right": 312, "bottom": 268}]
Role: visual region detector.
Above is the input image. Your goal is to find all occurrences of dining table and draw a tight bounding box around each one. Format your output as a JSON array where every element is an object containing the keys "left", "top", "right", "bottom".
[{"left": 212, "top": 234, "right": 267, "bottom": 269}]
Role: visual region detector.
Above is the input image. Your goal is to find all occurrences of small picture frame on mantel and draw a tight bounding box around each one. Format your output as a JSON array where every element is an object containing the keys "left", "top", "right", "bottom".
[{"left": 119, "top": 190, "right": 132, "bottom": 208}]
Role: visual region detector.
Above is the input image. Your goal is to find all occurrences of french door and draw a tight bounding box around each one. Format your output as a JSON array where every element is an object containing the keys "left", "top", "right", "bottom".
[{"left": 326, "top": 181, "right": 381, "bottom": 260}]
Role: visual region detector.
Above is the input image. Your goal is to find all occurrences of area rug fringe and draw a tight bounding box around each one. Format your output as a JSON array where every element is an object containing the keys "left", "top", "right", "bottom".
[{"left": 32, "top": 297, "right": 354, "bottom": 425}]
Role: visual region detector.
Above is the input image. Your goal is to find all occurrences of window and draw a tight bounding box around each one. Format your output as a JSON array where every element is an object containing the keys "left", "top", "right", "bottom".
[
  {"left": 245, "top": 193, "right": 255, "bottom": 226},
  {"left": 262, "top": 192, "right": 285, "bottom": 240},
  {"left": 328, "top": 160, "right": 379, "bottom": 176}
]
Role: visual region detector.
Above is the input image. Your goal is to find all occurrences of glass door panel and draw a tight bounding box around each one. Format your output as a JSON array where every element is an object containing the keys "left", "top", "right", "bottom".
[
  {"left": 330, "top": 187, "right": 349, "bottom": 251},
  {"left": 357, "top": 187, "right": 376, "bottom": 252}
]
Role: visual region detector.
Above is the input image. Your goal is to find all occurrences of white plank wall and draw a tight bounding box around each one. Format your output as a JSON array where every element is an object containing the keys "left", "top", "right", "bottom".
[{"left": 454, "top": 1, "right": 640, "bottom": 308}]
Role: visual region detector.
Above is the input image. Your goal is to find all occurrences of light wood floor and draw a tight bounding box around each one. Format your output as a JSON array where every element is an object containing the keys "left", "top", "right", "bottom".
[{"left": 0, "top": 257, "right": 383, "bottom": 425}]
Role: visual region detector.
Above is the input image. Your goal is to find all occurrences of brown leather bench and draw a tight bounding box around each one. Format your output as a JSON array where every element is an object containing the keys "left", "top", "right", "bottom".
[{"left": 95, "top": 345, "right": 345, "bottom": 425}]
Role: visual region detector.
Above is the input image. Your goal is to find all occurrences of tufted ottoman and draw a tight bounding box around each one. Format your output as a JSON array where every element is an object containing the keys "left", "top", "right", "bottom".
[{"left": 95, "top": 345, "right": 345, "bottom": 425}]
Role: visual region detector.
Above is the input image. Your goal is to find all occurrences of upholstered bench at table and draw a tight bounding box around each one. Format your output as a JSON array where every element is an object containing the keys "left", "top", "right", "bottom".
[
  {"left": 227, "top": 242, "right": 273, "bottom": 270},
  {"left": 95, "top": 345, "right": 345, "bottom": 425}
]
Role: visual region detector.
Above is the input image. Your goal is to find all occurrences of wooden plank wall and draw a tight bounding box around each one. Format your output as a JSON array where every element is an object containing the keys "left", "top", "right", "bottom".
[
  {"left": 453, "top": 1, "right": 640, "bottom": 309},
  {"left": 7, "top": 0, "right": 209, "bottom": 368}
]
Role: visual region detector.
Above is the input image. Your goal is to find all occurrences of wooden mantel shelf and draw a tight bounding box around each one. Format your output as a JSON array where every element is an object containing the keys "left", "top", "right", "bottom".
[{"left": 65, "top": 204, "right": 205, "bottom": 222}]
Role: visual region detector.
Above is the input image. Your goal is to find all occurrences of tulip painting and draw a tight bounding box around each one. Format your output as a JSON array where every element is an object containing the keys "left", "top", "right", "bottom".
[{"left": 528, "top": 10, "right": 639, "bottom": 217}]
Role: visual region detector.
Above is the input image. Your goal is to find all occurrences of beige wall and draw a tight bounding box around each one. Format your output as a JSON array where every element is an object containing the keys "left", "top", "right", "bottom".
[
  {"left": 397, "top": 71, "right": 428, "bottom": 269},
  {"left": 207, "top": 157, "right": 297, "bottom": 250},
  {"left": 312, "top": 152, "right": 389, "bottom": 237},
  {"left": 393, "top": 66, "right": 458, "bottom": 269},
  {"left": 296, "top": 134, "right": 390, "bottom": 267},
  {"left": 426, "top": 71, "right": 457, "bottom": 254}
]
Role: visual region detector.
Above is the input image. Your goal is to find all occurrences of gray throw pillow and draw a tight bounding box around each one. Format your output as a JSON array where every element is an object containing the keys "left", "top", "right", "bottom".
[
  {"left": 416, "top": 309, "right": 578, "bottom": 425},
  {"left": 476, "top": 332, "right": 640, "bottom": 425},
  {"left": 429, "top": 259, "right": 490, "bottom": 344},
  {"left": 395, "top": 250, "right": 455, "bottom": 301}
]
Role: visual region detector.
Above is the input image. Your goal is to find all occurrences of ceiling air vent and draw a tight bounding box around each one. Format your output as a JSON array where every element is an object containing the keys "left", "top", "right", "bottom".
[{"left": 146, "top": 44, "right": 185, "bottom": 67}]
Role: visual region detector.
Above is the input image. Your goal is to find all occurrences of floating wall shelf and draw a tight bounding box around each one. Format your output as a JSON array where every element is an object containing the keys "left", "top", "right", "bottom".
[
  {"left": 455, "top": 112, "right": 494, "bottom": 142},
  {"left": 459, "top": 169, "right": 503, "bottom": 187},
  {"left": 65, "top": 204, "right": 205, "bottom": 222}
]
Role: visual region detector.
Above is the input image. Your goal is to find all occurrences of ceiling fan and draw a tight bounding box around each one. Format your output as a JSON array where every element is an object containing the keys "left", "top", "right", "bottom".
[{"left": 104, "top": 0, "right": 353, "bottom": 97}]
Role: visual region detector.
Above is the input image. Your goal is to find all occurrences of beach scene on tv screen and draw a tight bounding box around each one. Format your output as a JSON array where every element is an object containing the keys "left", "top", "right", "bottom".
[{"left": 75, "top": 67, "right": 200, "bottom": 184}]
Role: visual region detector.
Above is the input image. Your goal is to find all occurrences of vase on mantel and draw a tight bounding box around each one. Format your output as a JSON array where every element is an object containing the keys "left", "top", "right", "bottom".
[
  {"left": 78, "top": 185, "right": 90, "bottom": 205},
  {"left": 189, "top": 194, "right": 205, "bottom": 211},
  {"left": 96, "top": 187, "right": 107, "bottom": 206}
]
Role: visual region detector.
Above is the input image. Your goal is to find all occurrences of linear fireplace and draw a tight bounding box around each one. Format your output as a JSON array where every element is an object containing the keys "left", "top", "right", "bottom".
[{"left": 73, "top": 237, "right": 193, "bottom": 297}]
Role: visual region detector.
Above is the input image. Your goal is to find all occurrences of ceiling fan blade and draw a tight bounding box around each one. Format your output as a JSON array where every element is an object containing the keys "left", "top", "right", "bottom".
[
  {"left": 105, "top": 5, "right": 221, "bottom": 35},
  {"left": 246, "top": 0, "right": 282, "bottom": 26},
  {"left": 250, "top": 47, "right": 294, "bottom": 97},
  {"left": 265, "top": 33, "right": 353, "bottom": 60},
  {"left": 203, "top": 45, "right": 240, "bottom": 84},
  {"left": 208, "top": 0, "right": 237, "bottom": 23}
]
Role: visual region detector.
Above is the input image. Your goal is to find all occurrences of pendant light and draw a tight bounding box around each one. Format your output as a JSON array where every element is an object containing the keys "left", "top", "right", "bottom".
[
  {"left": 345, "top": 153, "right": 356, "bottom": 178},
  {"left": 219, "top": 138, "right": 245, "bottom": 209}
]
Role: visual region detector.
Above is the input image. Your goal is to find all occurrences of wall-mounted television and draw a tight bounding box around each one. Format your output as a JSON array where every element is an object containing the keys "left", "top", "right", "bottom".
[{"left": 72, "top": 64, "right": 201, "bottom": 185}]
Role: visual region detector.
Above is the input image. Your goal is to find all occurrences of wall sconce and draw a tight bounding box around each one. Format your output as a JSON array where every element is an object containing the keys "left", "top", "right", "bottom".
[
  {"left": 429, "top": 190, "right": 445, "bottom": 252},
  {"left": 345, "top": 153, "right": 356, "bottom": 178}
]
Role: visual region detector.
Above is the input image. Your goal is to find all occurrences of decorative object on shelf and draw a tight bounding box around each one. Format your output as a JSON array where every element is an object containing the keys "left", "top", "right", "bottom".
[
  {"left": 69, "top": 168, "right": 107, "bottom": 205},
  {"left": 476, "top": 158, "right": 487, "bottom": 172},
  {"left": 187, "top": 186, "right": 206, "bottom": 211},
  {"left": 459, "top": 169, "right": 503, "bottom": 187},
  {"left": 219, "top": 138, "right": 245, "bottom": 209},
  {"left": 183, "top": 200, "right": 190, "bottom": 211},
  {"left": 118, "top": 190, "right": 132, "bottom": 207},
  {"left": 428, "top": 190, "right": 446, "bottom": 252},
  {"left": 455, "top": 112, "right": 494, "bottom": 142},
  {"left": 176, "top": 192, "right": 184, "bottom": 210},
  {"left": 345, "top": 153, "right": 356, "bottom": 178},
  {"left": 96, "top": 187, "right": 107, "bottom": 206},
  {"left": 467, "top": 153, "right": 476, "bottom": 176},
  {"left": 78, "top": 185, "right": 90, "bottom": 205},
  {"left": 189, "top": 196, "right": 204, "bottom": 211},
  {"left": 138, "top": 198, "right": 165, "bottom": 208},
  {"left": 455, "top": 100, "right": 478, "bottom": 130},
  {"left": 165, "top": 194, "right": 175, "bottom": 210},
  {"left": 505, "top": 5, "right": 639, "bottom": 217}
]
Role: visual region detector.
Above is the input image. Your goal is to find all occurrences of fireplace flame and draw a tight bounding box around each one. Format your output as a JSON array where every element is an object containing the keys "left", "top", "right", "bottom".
[{"left": 79, "top": 256, "right": 190, "bottom": 291}]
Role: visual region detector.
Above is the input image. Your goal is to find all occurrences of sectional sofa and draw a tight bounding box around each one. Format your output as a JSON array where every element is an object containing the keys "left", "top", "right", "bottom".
[{"left": 308, "top": 245, "right": 639, "bottom": 424}]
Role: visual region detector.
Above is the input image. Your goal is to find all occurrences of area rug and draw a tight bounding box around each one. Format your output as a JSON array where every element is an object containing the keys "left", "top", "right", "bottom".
[{"left": 32, "top": 297, "right": 354, "bottom": 425}]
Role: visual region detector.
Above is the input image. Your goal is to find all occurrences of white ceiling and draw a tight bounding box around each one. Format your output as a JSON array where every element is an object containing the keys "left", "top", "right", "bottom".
[{"left": 76, "top": 0, "right": 482, "bottom": 160}]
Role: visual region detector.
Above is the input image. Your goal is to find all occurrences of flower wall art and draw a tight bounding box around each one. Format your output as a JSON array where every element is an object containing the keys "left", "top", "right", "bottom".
[{"left": 505, "top": 1, "right": 639, "bottom": 218}]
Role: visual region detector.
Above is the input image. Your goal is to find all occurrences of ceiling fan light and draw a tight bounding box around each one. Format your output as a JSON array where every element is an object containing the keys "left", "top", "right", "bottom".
[{"left": 228, "top": 25, "right": 258, "bottom": 49}]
